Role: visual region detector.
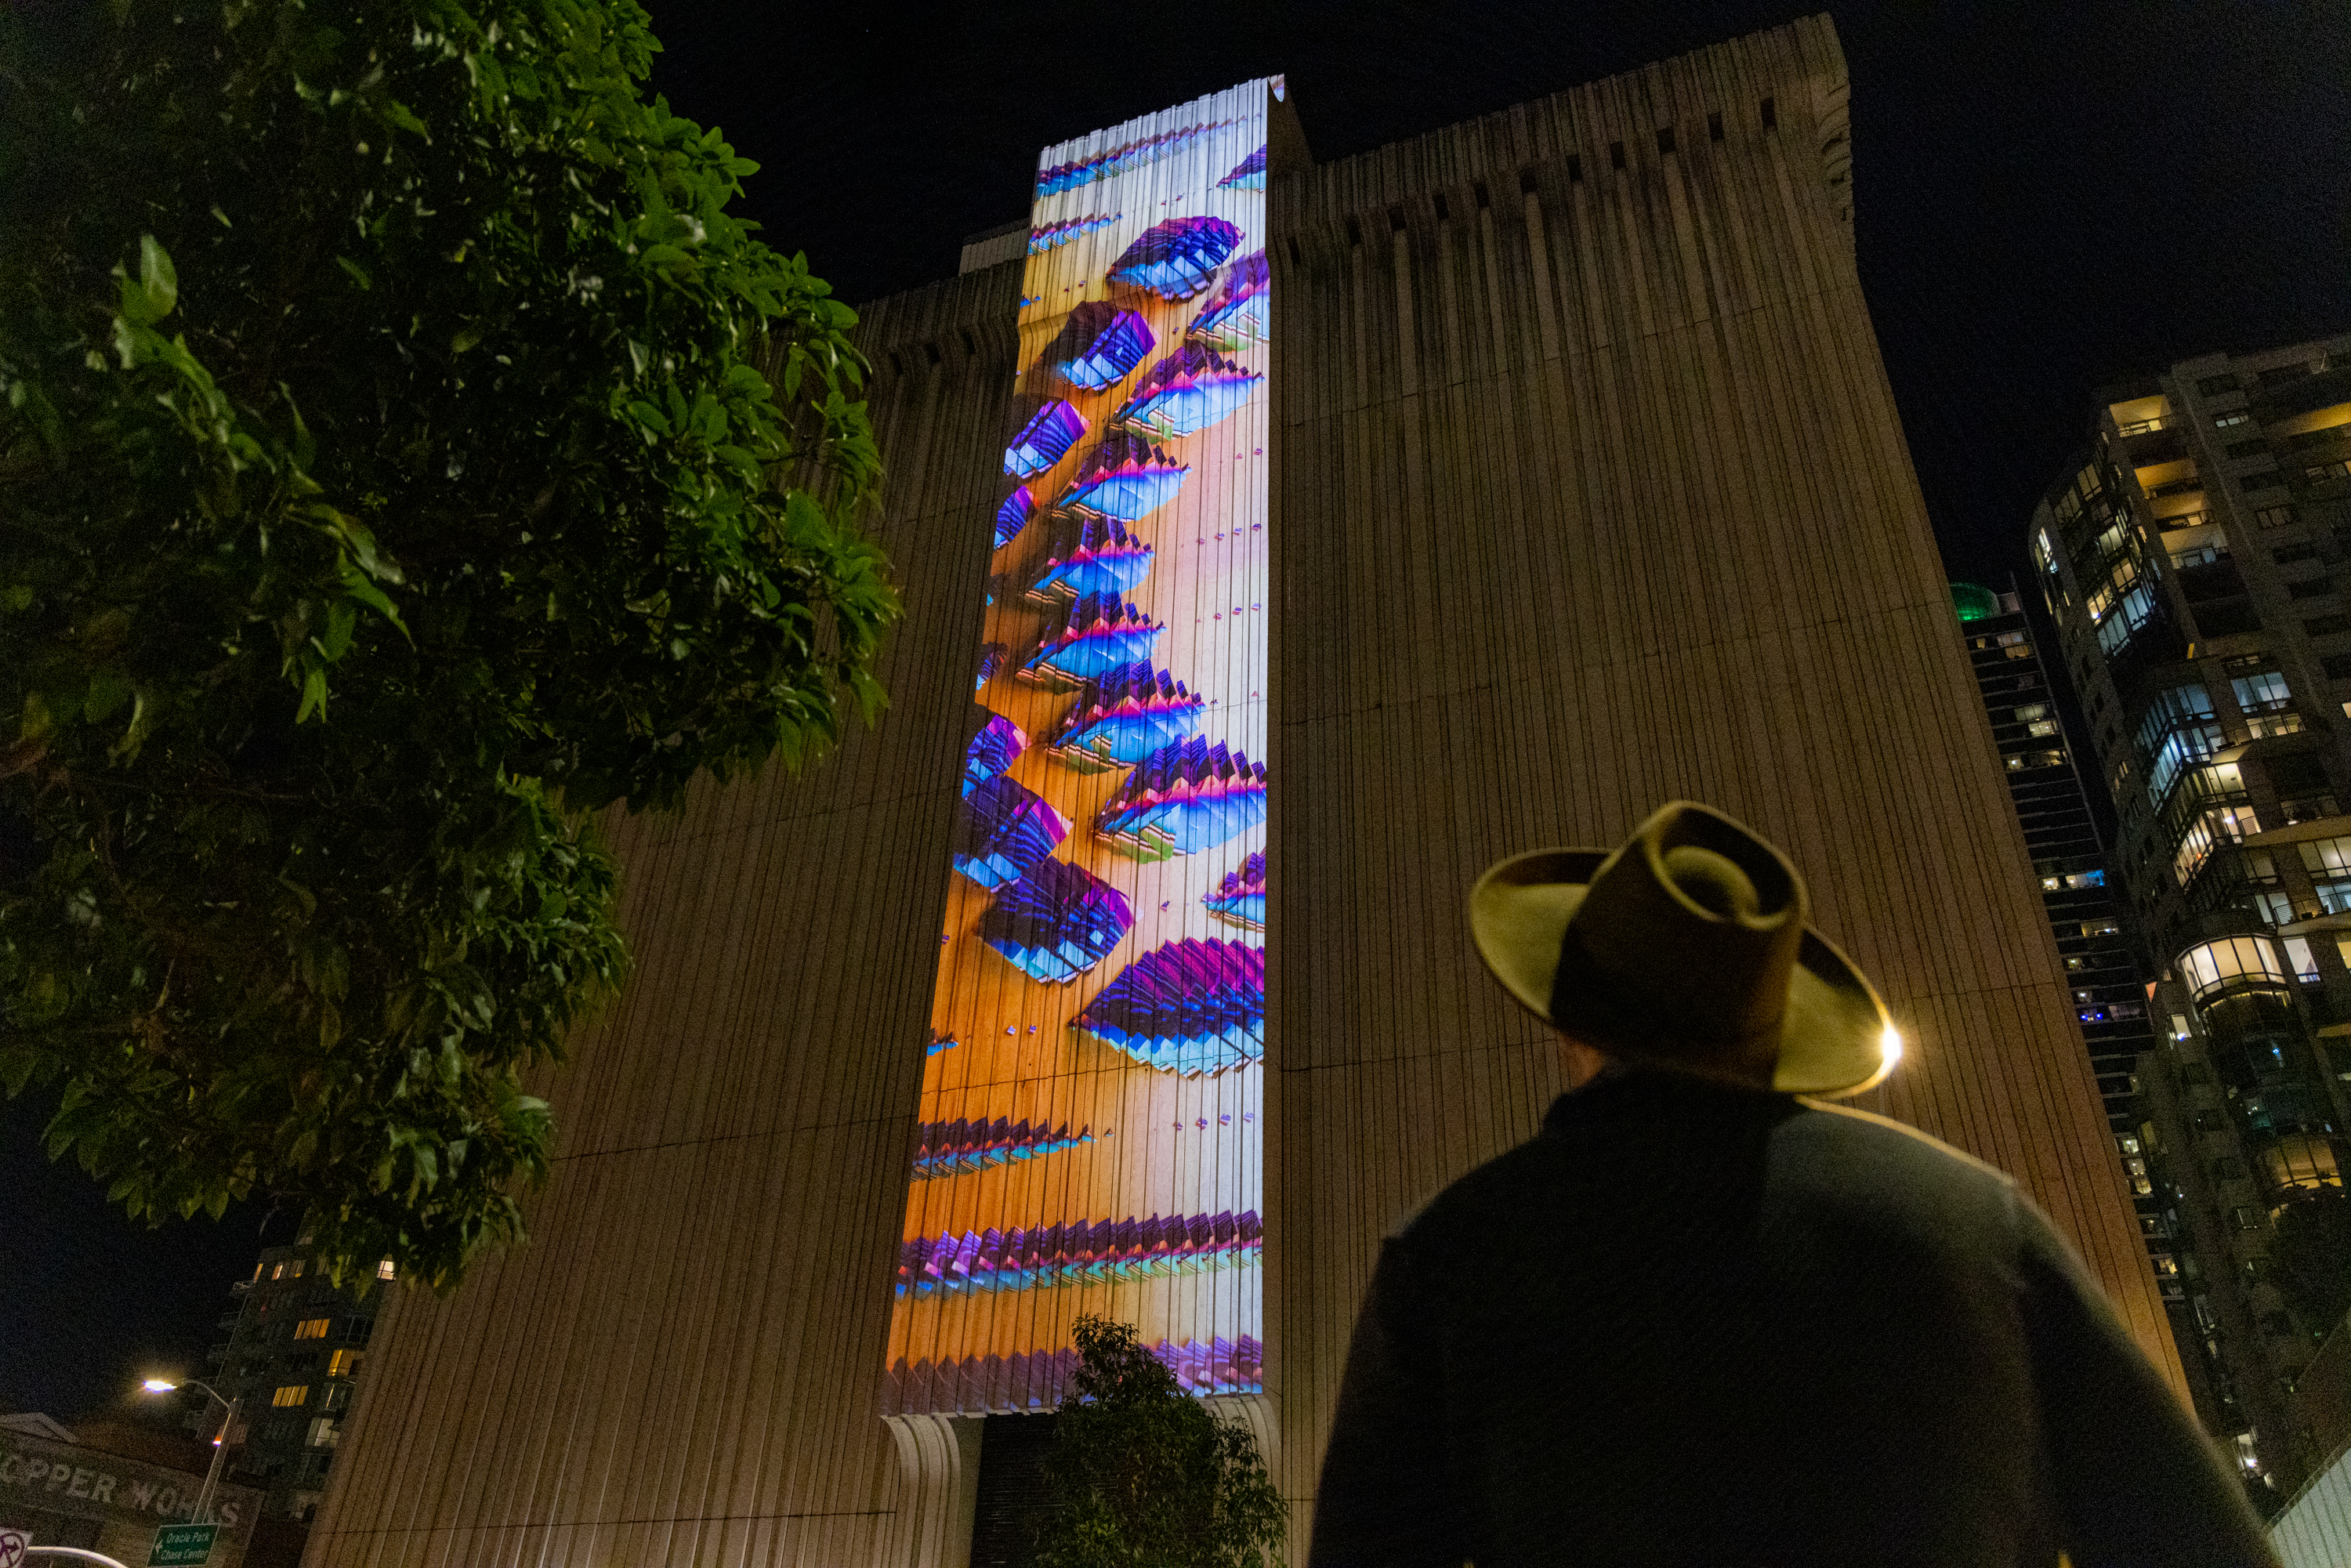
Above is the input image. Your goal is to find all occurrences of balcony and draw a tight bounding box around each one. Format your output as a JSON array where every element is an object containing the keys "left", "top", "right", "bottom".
[{"left": 2277, "top": 794, "right": 2338, "bottom": 825}]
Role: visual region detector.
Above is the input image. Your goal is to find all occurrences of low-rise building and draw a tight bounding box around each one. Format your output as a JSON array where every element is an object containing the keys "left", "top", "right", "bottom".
[{"left": 0, "top": 1421, "right": 260, "bottom": 1566}]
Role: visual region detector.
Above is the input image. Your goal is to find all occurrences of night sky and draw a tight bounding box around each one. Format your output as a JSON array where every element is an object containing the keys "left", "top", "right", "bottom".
[{"left": 5, "top": 1, "right": 2346, "bottom": 1421}]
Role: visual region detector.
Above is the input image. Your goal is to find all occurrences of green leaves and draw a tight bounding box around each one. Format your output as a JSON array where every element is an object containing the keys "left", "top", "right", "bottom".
[
  {"left": 114, "top": 235, "right": 178, "bottom": 325},
  {"left": 1034, "top": 1316, "right": 1288, "bottom": 1568},
  {"left": 0, "top": 0, "right": 893, "bottom": 1289}
]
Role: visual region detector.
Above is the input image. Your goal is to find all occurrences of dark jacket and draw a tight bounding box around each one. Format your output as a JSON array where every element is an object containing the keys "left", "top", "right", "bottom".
[{"left": 1310, "top": 1069, "right": 2277, "bottom": 1567}]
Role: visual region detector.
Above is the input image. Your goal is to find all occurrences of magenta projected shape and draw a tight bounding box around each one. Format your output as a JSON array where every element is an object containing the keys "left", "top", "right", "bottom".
[
  {"left": 981, "top": 856, "right": 1133, "bottom": 983},
  {"left": 1075, "top": 937, "right": 1266, "bottom": 1074},
  {"left": 1005, "top": 400, "right": 1089, "bottom": 478}
]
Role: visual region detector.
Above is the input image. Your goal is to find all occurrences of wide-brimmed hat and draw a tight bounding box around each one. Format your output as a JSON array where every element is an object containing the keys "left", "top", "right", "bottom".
[{"left": 1468, "top": 802, "right": 1897, "bottom": 1098}]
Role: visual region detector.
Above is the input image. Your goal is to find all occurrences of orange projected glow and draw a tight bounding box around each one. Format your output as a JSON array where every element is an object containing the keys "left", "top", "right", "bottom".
[{"left": 886, "top": 80, "right": 1279, "bottom": 1414}]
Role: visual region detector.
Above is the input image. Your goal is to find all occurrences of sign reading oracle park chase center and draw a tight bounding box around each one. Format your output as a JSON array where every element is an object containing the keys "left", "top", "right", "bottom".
[
  {"left": 886, "top": 78, "right": 1279, "bottom": 1416},
  {"left": 0, "top": 1436, "right": 248, "bottom": 1534},
  {"left": 148, "top": 1523, "right": 218, "bottom": 1567}
]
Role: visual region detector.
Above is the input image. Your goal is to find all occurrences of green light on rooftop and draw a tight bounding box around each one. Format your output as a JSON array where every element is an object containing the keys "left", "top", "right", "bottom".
[{"left": 1950, "top": 582, "right": 2000, "bottom": 623}]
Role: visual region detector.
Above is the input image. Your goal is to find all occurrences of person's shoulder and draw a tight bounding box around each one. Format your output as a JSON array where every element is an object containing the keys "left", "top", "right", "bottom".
[
  {"left": 1775, "top": 1098, "right": 2025, "bottom": 1229},
  {"left": 1787, "top": 1099, "right": 2016, "bottom": 1180},
  {"left": 1389, "top": 1129, "right": 1564, "bottom": 1243}
]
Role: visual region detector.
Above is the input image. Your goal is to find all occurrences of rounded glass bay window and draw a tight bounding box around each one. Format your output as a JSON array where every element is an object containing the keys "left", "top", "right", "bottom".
[
  {"left": 2256, "top": 1134, "right": 2345, "bottom": 1212},
  {"left": 2175, "top": 935, "right": 2347, "bottom": 1215},
  {"left": 2178, "top": 935, "right": 2291, "bottom": 999}
]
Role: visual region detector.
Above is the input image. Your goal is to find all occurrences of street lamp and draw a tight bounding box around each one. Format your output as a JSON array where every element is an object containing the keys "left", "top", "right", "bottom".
[{"left": 137, "top": 1377, "right": 240, "bottom": 1525}]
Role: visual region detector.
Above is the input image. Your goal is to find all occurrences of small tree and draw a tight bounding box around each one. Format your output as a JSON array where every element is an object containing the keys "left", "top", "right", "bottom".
[
  {"left": 0, "top": 0, "right": 893, "bottom": 1287},
  {"left": 1031, "top": 1314, "right": 1286, "bottom": 1568}
]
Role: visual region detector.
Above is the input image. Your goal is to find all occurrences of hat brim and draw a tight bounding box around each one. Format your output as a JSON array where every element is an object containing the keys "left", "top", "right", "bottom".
[{"left": 1468, "top": 848, "right": 1896, "bottom": 1099}]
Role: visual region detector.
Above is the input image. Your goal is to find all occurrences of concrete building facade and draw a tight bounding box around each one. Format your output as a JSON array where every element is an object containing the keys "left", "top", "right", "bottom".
[{"left": 306, "top": 19, "right": 2175, "bottom": 1566}]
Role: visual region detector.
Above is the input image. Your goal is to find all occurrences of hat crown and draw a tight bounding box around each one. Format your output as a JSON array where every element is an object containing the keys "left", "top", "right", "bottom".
[
  {"left": 1554, "top": 805, "right": 1809, "bottom": 1057},
  {"left": 1661, "top": 845, "right": 1763, "bottom": 922},
  {"left": 1466, "top": 800, "right": 1896, "bottom": 1098}
]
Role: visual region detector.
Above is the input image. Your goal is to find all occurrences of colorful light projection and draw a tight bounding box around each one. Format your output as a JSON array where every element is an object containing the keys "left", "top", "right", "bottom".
[{"left": 889, "top": 81, "right": 1279, "bottom": 1414}]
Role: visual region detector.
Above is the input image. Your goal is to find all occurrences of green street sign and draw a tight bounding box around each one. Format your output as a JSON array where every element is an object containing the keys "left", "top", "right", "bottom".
[{"left": 149, "top": 1523, "right": 219, "bottom": 1567}]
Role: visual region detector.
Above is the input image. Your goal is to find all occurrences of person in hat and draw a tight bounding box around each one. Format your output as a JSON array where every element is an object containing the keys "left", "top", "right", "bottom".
[{"left": 1309, "top": 802, "right": 2276, "bottom": 1567}]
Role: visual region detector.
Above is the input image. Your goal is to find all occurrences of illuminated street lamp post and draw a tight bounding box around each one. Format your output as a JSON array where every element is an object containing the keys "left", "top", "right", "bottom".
[{"left": 139, "top": 1377, "right": 239, "bottom": 1524}]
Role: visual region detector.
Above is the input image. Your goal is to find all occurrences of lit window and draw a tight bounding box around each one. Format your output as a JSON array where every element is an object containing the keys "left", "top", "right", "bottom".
[
  {"left": 295, "top": 1318, "right": 331, "bottom": 1341},
  {"left": 2298, "top": 838, "right": 2351, "bottom": 916},
  {"left": 2284, "top": 936, "right": 2322, "bottom": 981},
  {"left": 2097, "top": 584, "right": 2157, "bottom": 654},
  {"left": 2139, "top": 685, "right": 2226, "bottom": 806},
  {"left": 287, "top": 1260, "right": 304, "bottom": 1278},
  {"left": 2216, "top": 412, "right": 2252, "bottom": 430},
  {"left": 273, "top": 1385, "right": 310, "bottom": 1408},
  {"left": 2232, "top": 671, "right": 2291, "bottom": 712},
  {"left": 2174, "top": 807, "right": 2257, "bottom": 887},
  {"left": 377, "top": 1259, "right": 397, "bottom": 1281},
  {"left": 270, "top": 1263, "right": 285, "bottom": 1280},
  {"left": 2176, "top": 936, "right": 2290, "bottom": 997},
  {"left": 328, "top": 1348, "right": 364, "bottom": 1378},
  {"left": 2256, "top": 1134, "right": 2343, "bottom": 1197}
]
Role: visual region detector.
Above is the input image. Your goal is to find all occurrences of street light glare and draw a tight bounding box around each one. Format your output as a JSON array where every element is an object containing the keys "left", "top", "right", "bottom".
[{"left": 140, "top": 1378, "right": 178, "bottom": 1392}]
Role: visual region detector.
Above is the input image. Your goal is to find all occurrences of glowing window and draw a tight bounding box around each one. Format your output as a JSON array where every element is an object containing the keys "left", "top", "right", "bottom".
[
  {"left": 294, "top": 1318, "right": 331, "bottom": 1341},
  {"left": 328, "top": 1349, "right": 364, "bottom": 1378},
  {"left": 377, "top": 1259, "right": 397, "bottom": 1281},
  {"left": 2256, "top": 1135, "right": 2343, "bottom": 1197},
  {"left": 2138, "top": 685, "right": 2224, "bottom": 806},
  {"left": 2098, "top": 585, "right": 2156, "bottom": 654},
  {"left": 2298, "top": 837, "right": 2351, "bottom": 877},
  {"left": 272, "top": 1385, "right": 310, "bottom": 1408},
  {"left": 2285, "top": 936, "right": 2321, "bottom": 982},
  {"left": 2233, "top": 671, "right": 2291, "bottom": 712},
  {"left": 2176, "top": 936, "right": 2288, "bottom": 997}
]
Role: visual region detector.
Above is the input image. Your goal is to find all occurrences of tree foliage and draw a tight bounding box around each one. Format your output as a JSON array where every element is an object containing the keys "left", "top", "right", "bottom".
[
  {"left": 1031, "top": 1315, "right": 1286, "bottom": 1568},
  {"left": 0, "top": 0, "right": 894, "bottom": 1288}
]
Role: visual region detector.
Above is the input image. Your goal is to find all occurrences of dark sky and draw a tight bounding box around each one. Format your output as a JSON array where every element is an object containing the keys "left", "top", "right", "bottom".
[{"left": 5, "top": 0, "right": 2346, "bottom": 1420}]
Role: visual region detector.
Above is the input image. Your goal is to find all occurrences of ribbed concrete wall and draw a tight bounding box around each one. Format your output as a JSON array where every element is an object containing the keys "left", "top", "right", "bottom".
[
  {"left": 302, "top": 266, "right": 1023, "bottom": 1568},
  {"left": 1259, "top": 10, "right": 2179, "bottom": 1549}
]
